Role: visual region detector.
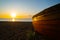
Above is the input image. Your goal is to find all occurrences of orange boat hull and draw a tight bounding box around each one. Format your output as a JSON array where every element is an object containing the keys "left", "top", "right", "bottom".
[{"left": 33, "top": 20, "right": 60, "bottom": 38}]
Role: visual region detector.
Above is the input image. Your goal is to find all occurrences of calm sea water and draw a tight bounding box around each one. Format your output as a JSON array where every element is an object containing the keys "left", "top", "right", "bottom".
[{"left": 0, "top": 18, "right": 32, "bottom": 22}]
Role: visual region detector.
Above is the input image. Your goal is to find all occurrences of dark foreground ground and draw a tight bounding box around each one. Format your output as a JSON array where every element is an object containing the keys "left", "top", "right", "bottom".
[{"left": 0, "top": 21, "right": 34, "bottom": 40}]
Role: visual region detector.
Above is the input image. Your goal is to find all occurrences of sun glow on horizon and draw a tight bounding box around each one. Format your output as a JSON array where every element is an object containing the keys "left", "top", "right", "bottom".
[
  {"left": 11, "top": 12, "right": 16, "bottom": 21},
  {"left": 12, "top": 18, "right": 15, "bottom": 21},
  {"left": 11, "top": 12, "right": 16, "bottom": 18}
]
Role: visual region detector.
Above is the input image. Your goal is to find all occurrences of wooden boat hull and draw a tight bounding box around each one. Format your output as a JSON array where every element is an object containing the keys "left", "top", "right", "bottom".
[
  {"left": 33, "top": 20, "right": 60, "bottom": 37},
  {"left": 32, "top": 4, "right": 60, "bottom": 38}
]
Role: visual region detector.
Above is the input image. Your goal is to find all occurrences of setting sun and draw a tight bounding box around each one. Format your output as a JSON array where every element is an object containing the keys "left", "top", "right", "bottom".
[
  {"left": 11, "top": 12, "right": 16, "bottom": 18},
  {"left": 11, "top": 12, "right": 16, "bottom": 21}
]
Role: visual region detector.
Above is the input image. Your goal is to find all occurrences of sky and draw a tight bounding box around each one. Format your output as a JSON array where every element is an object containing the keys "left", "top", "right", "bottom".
[{"left": 0, "top": 0, "right": 60, "bottom": 20}]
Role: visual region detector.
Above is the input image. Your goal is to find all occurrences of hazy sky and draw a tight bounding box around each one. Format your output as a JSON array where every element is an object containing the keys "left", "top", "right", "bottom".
[{"left": 0, "top": 0, "right": 60, "bottom": 18}]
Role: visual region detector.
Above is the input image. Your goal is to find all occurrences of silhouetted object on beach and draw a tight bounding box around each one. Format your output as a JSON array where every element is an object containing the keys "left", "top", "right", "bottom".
[{"left": 32, "top": 3, "right": 60, "bottom": 40}]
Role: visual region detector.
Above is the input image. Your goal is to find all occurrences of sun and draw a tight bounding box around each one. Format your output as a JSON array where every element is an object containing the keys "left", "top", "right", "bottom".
[
  {"left": 10, "top": 12, "right": 16, "bottom": 21},
  {"left": 11, "top": 12, "right": 16, "bottom": 18}
]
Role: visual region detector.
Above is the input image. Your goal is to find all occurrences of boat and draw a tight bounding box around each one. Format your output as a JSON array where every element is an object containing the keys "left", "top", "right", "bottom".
[{"left": 32, "top": 3, "right": 60, "bottom": 39}]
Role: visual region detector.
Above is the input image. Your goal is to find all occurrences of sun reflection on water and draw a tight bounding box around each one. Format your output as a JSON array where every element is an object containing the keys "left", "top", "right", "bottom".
[{"left": 12, "top": 18, "right": 15, "bottom": 21}]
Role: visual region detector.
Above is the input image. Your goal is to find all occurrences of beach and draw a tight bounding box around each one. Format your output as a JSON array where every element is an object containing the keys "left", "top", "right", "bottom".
[{"left": 0, "top": 21, "right": 34, "bottom": 40}]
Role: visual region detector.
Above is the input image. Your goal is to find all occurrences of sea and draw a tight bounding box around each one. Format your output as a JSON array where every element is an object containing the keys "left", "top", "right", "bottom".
[{"left": 0, "top": 18, "right": 32, "bottom": 22}]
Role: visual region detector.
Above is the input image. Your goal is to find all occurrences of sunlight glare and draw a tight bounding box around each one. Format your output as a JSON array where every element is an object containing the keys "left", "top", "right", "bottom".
[
  {"left": 12, "top": 18, "right": 15, "bottom": 21},
  {"left": 11, "top": 12, "right": 16, "bottom": 18}
]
